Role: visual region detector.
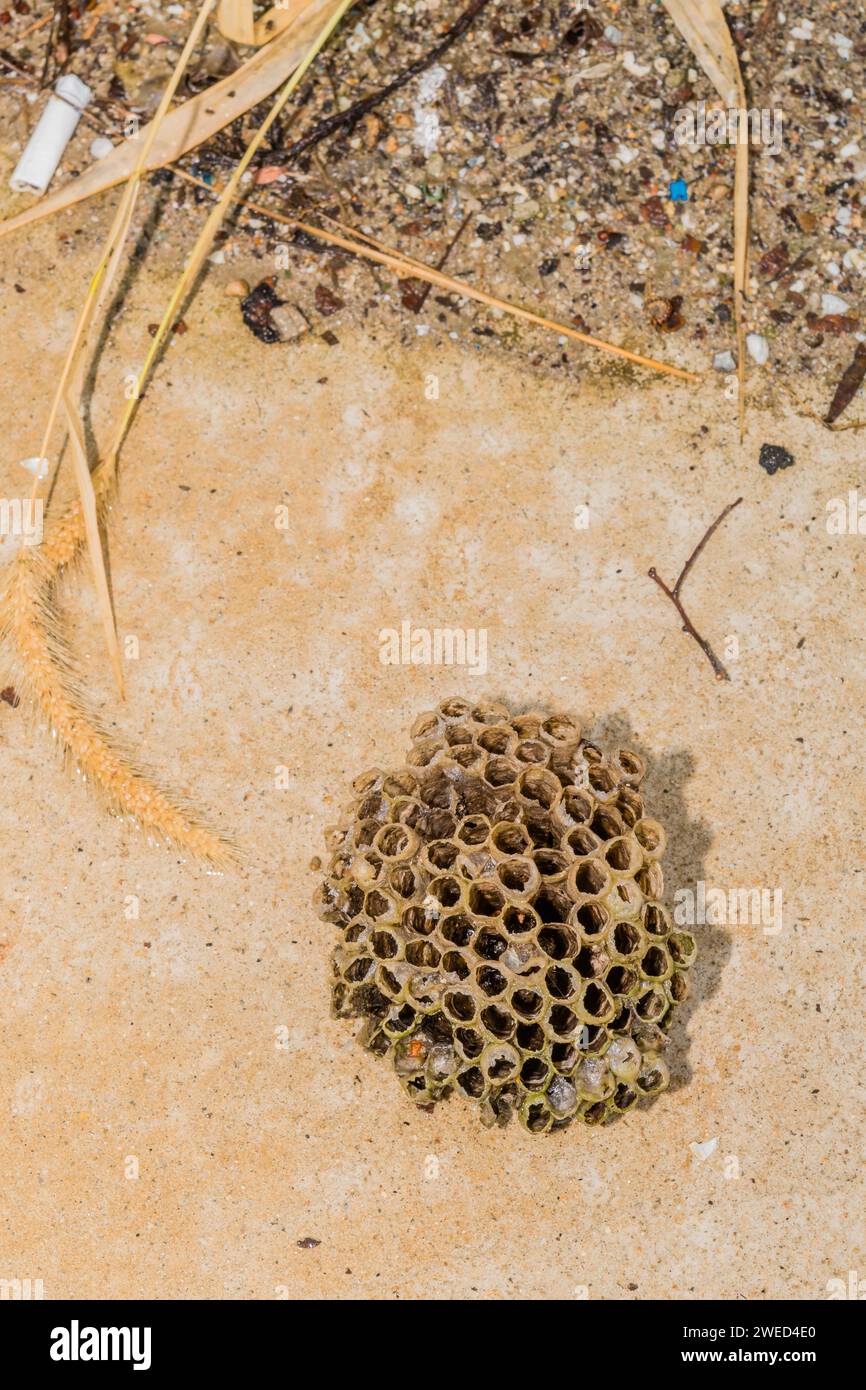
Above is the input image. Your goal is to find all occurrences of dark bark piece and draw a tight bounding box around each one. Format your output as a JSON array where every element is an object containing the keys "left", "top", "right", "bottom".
[
  {"left": 825, "top": 342, "right": 866, "bottom": 425},
  {"left": 240, "top": 278, "right": 285, "bottom": 343}
]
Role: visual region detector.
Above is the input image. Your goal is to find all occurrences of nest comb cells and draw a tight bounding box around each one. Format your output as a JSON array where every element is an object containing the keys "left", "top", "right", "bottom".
[{"left": 314, "top": 698, "right": 695, "bottom": 1133}]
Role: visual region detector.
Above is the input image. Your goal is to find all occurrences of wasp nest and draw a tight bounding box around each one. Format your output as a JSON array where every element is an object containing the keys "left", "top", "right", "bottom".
[{"left": 314, "top": 698, "right": 695, "bottom": 1133}]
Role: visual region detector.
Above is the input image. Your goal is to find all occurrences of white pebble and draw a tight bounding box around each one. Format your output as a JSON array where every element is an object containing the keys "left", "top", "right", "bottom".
[
  {"left": 689, "top": 1137, "right": 719, "bottom": 1161},
  {"left": 831, "top": 32, "right": 853, "bottom": 59},
  {"left": 622, "top": 51, "right": 650, "bottom": 78},
  {"left": 823, "top": 292, "right": 850, "bottom": 314},
  {"left": 746, "top": 332, "right": 769, "bottom": 365},
  {"left": 89, "top": 136, "right": 113, "bottom": 160},
  {"left": 713, "top": 350, "right": 736, "bottom": 372}
]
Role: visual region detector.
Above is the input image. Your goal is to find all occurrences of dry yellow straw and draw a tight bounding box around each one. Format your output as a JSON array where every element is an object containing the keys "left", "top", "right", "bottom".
[
  {"left": 172, "top": 168, "right": 699, "bottom": 383},
  {"left": 103, "top": 0, "right": 358, "bottom": 470},
  {"left": 1, "top": 0, "right": 357, "bottom": 867},
  {"left": 29, "top": 0, "right": 218, "bottom": 698},
  {"left": 662, "top": 1, "right": 748, "bottom": 433}
]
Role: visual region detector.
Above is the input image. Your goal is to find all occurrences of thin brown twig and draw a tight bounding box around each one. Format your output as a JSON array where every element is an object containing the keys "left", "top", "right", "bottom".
[
  {"left": 398, "top": 211, "right": 472, "bottom": 312},
  {"left": 766, "top": 244, "right": 811, "bottom": 287},
  {"left": 267, "top": 0, "right": 493, "bottom": 164},
  {"left": 16, "top": 13, "right": 54, "bottom": 42},
  {"left": 0, "top": 48, "right": 42, "bottom": 82},
  {"left": 42, "top": 0, "right": 72, "bottom": 87},
  {"left": 172, "top": 167, "right": 699, "bottom": 380},
  {"left": 648, "top": 497, "right": 743, "bottom": 682}
]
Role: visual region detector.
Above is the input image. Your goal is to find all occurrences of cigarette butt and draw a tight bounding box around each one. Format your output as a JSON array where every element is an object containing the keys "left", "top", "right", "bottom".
[{"left": 11, "top": 74, "right": 92, "bottom": 196}]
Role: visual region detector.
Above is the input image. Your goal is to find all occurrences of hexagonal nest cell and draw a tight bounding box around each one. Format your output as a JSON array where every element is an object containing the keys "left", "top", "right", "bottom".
[{"left": 314, "top": 698, "right": 695, "bottom": 1133}]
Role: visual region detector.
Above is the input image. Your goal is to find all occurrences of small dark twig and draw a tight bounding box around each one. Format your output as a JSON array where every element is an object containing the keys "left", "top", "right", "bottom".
[
  {"left": 267, "top": 0, "right": 493, "bottom": 166},
  {"left": 42, "top": 0, "right": 72, "bottom": 87},
  {"left": 0, "top": 47, "right": 119, "bottom": 133},
  {"left": 399, "top": 211, "right": 472, "bottom": 312},
  {"left": 0, "top": 48, "right": 39, "bottom": 82},
  {"left": 648, "top": 498, "right": 743, "bottom": 682},
  {"left": 766, "top": 244, "right": 810, "bottom": 286}
]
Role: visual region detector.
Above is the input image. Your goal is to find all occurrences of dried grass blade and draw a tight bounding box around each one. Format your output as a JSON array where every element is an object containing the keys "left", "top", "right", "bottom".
[
  {"left": 0, "top": 0, "right": 343, "bottom": 242},
  {"left": 220, "top": 0, "right": 314, "bottom": 47},
  {"left": 662, "top": 0, "right": 748, "bottom": 433},
  {"left": 732, "top": 138, "right": 749, "bottom": 438},
  {"left": 26, "top": 0, "right": 218, "bottom": 697},
  {"left": 175, "top": 169, "right": 700, "bottom": 383},
  {"left": 102, "top": 0, "right": 357, "bottom": 473},
  {"left": 216, "top": 0, "right": 256, "bottom": 45},
  {"left": 62, "top": 386, "right": 125, "bottom": 697},
  {"left": 254, "top": 1, "right": 317, "bottom": 46},
  {"left": 661, "top": 0, "right": 741, "bottom": 104}
]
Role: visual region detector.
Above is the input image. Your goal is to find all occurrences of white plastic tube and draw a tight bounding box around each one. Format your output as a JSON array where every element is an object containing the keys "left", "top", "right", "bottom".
[{"left": 10, "top": 74, "right": 92, "bottom": 195}]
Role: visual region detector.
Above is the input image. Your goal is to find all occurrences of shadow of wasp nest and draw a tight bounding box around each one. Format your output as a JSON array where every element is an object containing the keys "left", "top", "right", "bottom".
[{"left": 314, "top": 697, "right": 702, "bottom": 1134}]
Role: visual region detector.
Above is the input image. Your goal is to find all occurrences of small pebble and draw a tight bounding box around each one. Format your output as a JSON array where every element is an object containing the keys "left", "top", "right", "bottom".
[
  {"left": 759, "top": 443, "right": 795, "bottom": 475},
  {"left": 89, "top": 137, "right": 113, "bottom": 160},
  {"left": 271, "top": 303, "right": 308, "bottom": 342},
  {"left": 224, "top": 279, "right": 250, "bottom": 297},
  {"left": 255, "top": 165, "right": 286, "bottom": 186},
  {"left": 746, "top": 332, "right": 769, "bottom": 365},
  {"left": 622, "top": 52, "right": 650, "bottom": 78},
  {"left": 713, "top": 350, "right": 736, "bottom": 372},
  {"left": 822, "top": 292, "right": 849, "bottom": 315}
]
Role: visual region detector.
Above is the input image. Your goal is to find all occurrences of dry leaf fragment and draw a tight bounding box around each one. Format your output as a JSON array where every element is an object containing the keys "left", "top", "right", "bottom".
[
  {"left": 825, "top": 342, "right": 866, "bottom": 425},
  {"left": 216, "top": 0, "right": 256, "bottom": 46},
  {"left": 218, "top": 0, "right": 317, "bottom": 47}
]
